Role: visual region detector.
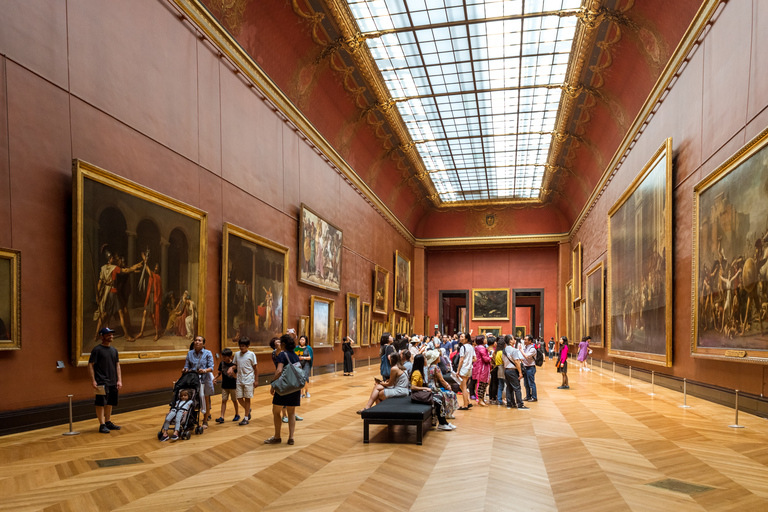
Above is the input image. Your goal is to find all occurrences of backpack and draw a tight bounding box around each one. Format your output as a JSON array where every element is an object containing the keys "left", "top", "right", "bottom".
[
  {"left": 535, "top": 345, "right": 545, "bottom": 367},
  {"left": 451, "top": 351, "right": 461, "bottom": 372}
]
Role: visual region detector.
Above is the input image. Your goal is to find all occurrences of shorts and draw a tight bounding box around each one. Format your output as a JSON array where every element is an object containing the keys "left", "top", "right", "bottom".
[
  {"left": 94, "top": 385, "right": 119, "bottom": 407},
  {"left": 221, "top": 388, "right": 236, "bottom": 401},
  {"left": 236, "top": 381, "right": 254, "bottom": 399}
]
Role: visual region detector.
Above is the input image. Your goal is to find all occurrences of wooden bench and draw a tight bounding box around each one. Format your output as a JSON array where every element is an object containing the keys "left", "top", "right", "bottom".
[{"left": 360, "top": 395, "right": 432, "bottom": 445}]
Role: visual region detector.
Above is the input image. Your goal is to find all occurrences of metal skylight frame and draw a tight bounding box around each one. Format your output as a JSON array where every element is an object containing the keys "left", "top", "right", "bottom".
[{"left": 345, "top": 0, "right": 581, "bottom": 202}]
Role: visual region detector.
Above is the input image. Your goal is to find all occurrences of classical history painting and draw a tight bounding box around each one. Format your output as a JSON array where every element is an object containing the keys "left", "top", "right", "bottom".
[
  {"left": 693, "top": 128, "right": 768, "bottom": 362},
  {"left": 607, "top": 139, "right": 673, "bottom": 366},
  {"left": 586, "top": 262, "right": 604, "bottom": 347},
  {"left": 566, "top": 280, "right": 573, "bottom": 340},
  {"left": 298, "top": 204, "right": 343, "bottom": 292},
  {"left": 0, "top": 248, "right": 21, "bottom": 350},
  {"left": 310, "top": 295, "right": 334, "bottom": 348},
  {"left": 347, "top": 292, "right": 360, "bottom": 344},
  {"left": 361, "top": 302, "right": 371, "bottom": 346},
  {"left": 72, "top": 160, "right": 207, "bottom": 366},
  {"left": 472, "top": 288, "right": 510, "bottom": 321},
  {"left": 394, "top": 251, "right": 411, "bottom": 314},
  {"left": 572, "top": 243, "right": 582, "bottom": 302},
  {"left": 373, "top": 265, "right": 389, "bottom": 315},
  {"left": 222, "top": 223, "right": 288, "bottom": 352}
]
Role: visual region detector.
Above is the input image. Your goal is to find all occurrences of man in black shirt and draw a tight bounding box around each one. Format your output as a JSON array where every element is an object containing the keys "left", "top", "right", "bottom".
[{"left": 88, "top": 327, "right": 123, "bottom": 433}]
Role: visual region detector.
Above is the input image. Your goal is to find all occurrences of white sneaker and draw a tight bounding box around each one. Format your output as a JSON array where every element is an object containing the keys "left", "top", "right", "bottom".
[
  {"left": 306, "top": 392, "right": 311, "bottom": 398},
  {"left": 585, "top": 368, "right": 591, "bottom": 372},
  {"left": 437, "top": 424, "right": 453, "bottom": 431},
  {"left": 448, "top": 423, "right": 457, "bottom": 430}
]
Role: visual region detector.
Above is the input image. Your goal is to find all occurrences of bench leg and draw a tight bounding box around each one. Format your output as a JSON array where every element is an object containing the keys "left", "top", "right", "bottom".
[
  {"left": 417, "top": 421, "right": 423, "bottom": 445},
  {"left": 363, "top": 420, "right": 369, "bottom": 444}
]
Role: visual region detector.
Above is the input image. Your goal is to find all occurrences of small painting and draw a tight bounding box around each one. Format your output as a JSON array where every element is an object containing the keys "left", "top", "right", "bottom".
[
  {"left": 299, "top": 204, "right": 343, "bottom": 292},
  {"left": 515, "top": 326, "right": 526, "bottom": 338},
  {"left": 481, "top": 326, "right": 501, "bottom": 338},
  {"left": 222, "top": 223, "right": 288, "bottom": 352},
  {"left": 394, "top": 251, "right": 411, "bottom": 314},
  {"left": 310, "top": 295, "right": 334, "bottom": 348},
  {"left": 335, "top": 317, "right": 343, "bottom": 343},
  {"left": 0, "top": 248, "right": 21, "bottom": 350},
  {"left": 347, "top": 292, "right": 360, "bottom": 345},
  {"left": 298, "top": 315, "right": 309, "bottom": 339},
  {"left": 373, "top": 265, "right": 389, "bottom": 315},
  {"left": 472, "top": 288, "right": 510, "bottom": 321},
  {"left": 361, "top": 302, "right": 371, "bottom": 346}
]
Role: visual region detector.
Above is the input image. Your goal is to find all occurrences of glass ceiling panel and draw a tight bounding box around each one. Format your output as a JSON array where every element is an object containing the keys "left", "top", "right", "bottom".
[{"left": 346, "top": 0, "right": 581, "bottom": 202}]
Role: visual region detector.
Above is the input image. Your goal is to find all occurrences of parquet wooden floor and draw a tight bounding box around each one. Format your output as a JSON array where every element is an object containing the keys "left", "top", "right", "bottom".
[{"left": 3, "top": 361, "right": 768, "bottom": 511}]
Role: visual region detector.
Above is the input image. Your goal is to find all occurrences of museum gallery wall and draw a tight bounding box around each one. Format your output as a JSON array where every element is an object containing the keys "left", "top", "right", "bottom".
[
  {"left": 568, "top": 0, "right": 768, "bottom": 393},
  {"left": 0, "top": 0, "right": 414, "bottom": 412}
]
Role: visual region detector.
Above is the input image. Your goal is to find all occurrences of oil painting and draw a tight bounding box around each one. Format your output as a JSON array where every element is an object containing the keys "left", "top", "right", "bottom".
[{"left": 299, "top": 204, "right": 343, "bottom": 292}]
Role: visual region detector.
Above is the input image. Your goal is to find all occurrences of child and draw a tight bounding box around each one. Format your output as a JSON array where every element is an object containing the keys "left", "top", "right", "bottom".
[
  {"left": 234, "top": 337, "right": 258, "bottom": 426},
  {"left": 214, "top": 348, "right": 239, "bottom": 423},
  {"left": 160, "top": 389, "right": 193, "bottom": 441}
]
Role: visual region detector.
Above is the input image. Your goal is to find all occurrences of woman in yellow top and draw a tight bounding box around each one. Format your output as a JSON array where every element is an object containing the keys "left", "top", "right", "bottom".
[
  {"left": 411, "top": 354, "right": 455, "bottom": 431},
  {"left": 493, "top": 337, "right": 506, "bottom": 404}
]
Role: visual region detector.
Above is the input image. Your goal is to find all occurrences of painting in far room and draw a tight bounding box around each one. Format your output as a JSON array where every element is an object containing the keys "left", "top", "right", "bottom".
[{"left": 472, "top": 288, "right": 510, "bottom": 321}]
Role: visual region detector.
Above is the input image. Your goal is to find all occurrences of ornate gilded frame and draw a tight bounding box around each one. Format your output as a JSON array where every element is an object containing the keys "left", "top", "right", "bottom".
[
  {"left": 565, "top": 280, "right": 573, "bottom": 341},
  {"left": 299, "top": 315, "right": 309, "bottom": 339},
  {"left": 607, "top": 138, "right": 673, "bottom": 367},
  {"left": 472, "top": 288, "right": 510, "bottom": 321},
  {"left": 481, "top": 326, "right": 502, "bottom": 338},
  {"left": 72, "top": 159, "right": 207, "bottom": 366},
  {"left": 373, "top": 264, "right": 390, "bottom": 315},
  {"left": 335, "top": 317, "right": 343, "bottom": 343},
  {"left": 222, "top": 223, "right": 289, "bottom": 353},
  {"left": 585, "top": 261, "right": 604, "bottom": 347},
  {"left": 310, "top": 295, "right": 334, "bottom": 348},
  {"left": 346, "top": 292, "right": 360, "bottom": 345},
  {"left": 361, "top": 302, "right": 371, "bottom": 346},
  {"left": 572, "top": 242, "right": 582, "bottom": 302},
  {"left": 298, "top": 203, "right": 343, "bottom": 293},
  {"left": 394, "top": 250, "right": 411, "bottom": 314},
  {"left": 692, "top": 127, "right": 768, "bottom": 363},
  {"left": 0, "top": 248, "right": 21, "bottom": 350}
]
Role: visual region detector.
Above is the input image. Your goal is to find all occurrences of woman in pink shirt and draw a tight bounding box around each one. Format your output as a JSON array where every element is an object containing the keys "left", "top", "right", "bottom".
[
  {"left": 472, "top": 335, "right": 492, "bottom": 406},
  {"left": 557, "top": 336, "right": 570, "bottom": 389}
]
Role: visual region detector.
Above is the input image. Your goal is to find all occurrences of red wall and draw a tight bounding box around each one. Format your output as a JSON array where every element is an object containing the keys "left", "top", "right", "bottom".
[
  {"left": 426, "top": 247, "right": 559, "bottom": 338},
  {"left": 571, "top": 0, "right": 768, "bottom": 394},
  {"left": 0, "top": 0, "right": 411, "bottom": 412}
]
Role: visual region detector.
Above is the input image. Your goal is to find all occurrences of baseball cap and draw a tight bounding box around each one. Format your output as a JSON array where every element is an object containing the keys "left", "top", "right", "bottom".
[{"left": 99, "top": 327, "right": 116, "bottom": 335}]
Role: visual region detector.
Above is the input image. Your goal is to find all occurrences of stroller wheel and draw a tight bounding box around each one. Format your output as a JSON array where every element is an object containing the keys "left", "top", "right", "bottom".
[
  {"left": 157, "top": 431, "right": 164, "bottom": 441},
  {"left": 183, "top": 431, "right": 191, "bottom": 440}
]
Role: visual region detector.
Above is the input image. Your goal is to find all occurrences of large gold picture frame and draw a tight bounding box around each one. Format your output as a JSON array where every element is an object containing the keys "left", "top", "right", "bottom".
[
  {"left": 72, "top": 160, "right": 207, "bottom": 366},
  {"left": 565, "top": 280, "right": 573, "bottom": 341},
  {"left": 0, "top": 248, "right": 21, "bottom": 350},
  {"left": 222, "top": 223, "right": 289, "bottom": 353},
  {"left": 298, "top": 204, "right": 343, "bottom": 292},
  {"left": 361, "top": 302, "right": 371, "bottom": 346},
  {"left": 607, "top": 138, "right": 673, "bottom": 367},
  {"left": 394, "top": 250, "right": 411, "bottom": 314},
  {"left": 310, "top": 295, "right": 334, "bottom": 348},
  {"left": 586, "top": 262, "right": 604, "bottom": 347},
  {"left": 346, "top": 292, "right": 360, "bottom": 345},
  {"left": 472, "top": 288, "right": 510, "bottom": 321},
  {"left": 572, "top": 242, "right": 582, "bottom": 302},
  {"left": 481, "top": 326, "right": 502, "bottom": 337},
  {"left": 373, "top": 265, "right": 390, "bottom": 315},
  {"left": 334, "top": 317, "right": 343, "bottom": 343},
  {"left": 692, "top": 127, "right": 768, "bottom": 363}
]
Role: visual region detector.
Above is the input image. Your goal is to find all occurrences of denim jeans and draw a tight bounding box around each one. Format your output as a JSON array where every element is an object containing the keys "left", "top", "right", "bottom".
[
  {"left": 523, "top": 365, "right": 537, "bottom": 400},
  {"left": 504, "top": 368, "right": 523, "bottom": 407},
  {"left": 497, "top": 378, "right": 505, "bottom": 403}
]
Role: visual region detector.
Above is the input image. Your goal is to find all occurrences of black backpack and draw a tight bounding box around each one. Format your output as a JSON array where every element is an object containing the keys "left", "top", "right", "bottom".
[
  {"left": 535, "top": 345, "right": 545, "bottom": 367},
  {"left": 451, "top": 351, "right": 461, "bottom": 372}
]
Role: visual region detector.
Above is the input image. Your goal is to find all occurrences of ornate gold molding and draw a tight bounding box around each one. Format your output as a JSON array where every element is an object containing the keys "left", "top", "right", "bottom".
[
  {"left": 568, "top": 0, "right": 724, "bottom": 241},
  {"left": 416, "top": 233, "right": 568, "bottom": 248}
]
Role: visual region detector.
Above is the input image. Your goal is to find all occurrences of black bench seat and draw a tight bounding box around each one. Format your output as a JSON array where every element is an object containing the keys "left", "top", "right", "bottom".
[{"left": 360, "top": 395, "right": 432, "bottom": 445}]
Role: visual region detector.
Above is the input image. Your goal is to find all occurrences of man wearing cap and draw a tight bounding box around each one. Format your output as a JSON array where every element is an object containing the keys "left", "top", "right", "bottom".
[{"left": 89, "top": 327, "right": 122, "bottom": 433}]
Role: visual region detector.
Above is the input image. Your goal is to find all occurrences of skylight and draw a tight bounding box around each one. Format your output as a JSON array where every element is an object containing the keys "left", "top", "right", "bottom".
[{"left": 346, "top": 0, "right": 581, "bottom": 202}]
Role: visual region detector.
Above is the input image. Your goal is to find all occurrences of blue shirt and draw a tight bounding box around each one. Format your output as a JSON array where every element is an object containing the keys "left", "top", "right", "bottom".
[{"left": 185, "top": 348, "right": 214, "bottom": 385}]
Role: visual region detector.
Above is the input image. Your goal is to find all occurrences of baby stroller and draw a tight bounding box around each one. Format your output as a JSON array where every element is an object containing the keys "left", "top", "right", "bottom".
[{"left": 157, "top": 371, "right": 204, "bottom": 441}]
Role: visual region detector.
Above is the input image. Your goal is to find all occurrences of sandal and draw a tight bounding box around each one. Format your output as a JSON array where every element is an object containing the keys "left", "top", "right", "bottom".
[
  {"left": 356, "top": 409, "right": 367, "bottom": 415},
  {"left": 264, "top": 437, "right": 282, "bottom": 444},
  {"left": 287, "top": 439, "right": 295, "bottom": 445},
  {"left": 458, "top": 406, "right": 469, "bottom": 410}
]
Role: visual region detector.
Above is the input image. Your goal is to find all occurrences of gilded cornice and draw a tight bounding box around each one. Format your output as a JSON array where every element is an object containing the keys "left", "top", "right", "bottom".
[
  {"left": 168, "top": 0, "right": 417, "bottom": 243},
  {"left": 417, "top": 233, "right": 568, "bottom": 248},
  {"left": 568, "top": 0, "right": 724, "bottom": 241}
]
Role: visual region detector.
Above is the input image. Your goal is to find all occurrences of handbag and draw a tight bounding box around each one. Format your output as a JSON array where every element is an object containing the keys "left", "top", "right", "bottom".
[
  {"left": 411, "top": 389, "right": 432, "bottom": 404},
  {"left": 271, "top": 360, "right": 307, "bottom": 395}
]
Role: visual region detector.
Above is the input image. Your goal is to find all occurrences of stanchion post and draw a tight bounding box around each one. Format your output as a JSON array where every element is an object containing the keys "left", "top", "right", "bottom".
[
  {"left": 628, "top": 366, "right": 632, "bottom": 387},
  {"left": 680, "top": 378, "right": 691, "bottom": 408},
  {"left": 650, "top": 371, "right": 655, "bottom": 396},
  {"left": 352, "top": 357, "right": 356, "bottom": 375},
  {"left": 62, "top": 395, "right": 80, "bottom": 436},
  {"left": 612, "top": 361, "right": 616, "bottom": 381},
  {"left": 729, "top": 390, "right": 746, "bottom": 429},
  {"left": 334, "top": 359, "right": 338, "bottom": 377}
]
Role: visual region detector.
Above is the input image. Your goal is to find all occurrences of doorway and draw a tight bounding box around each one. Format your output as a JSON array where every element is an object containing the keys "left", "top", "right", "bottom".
[
  {"left": 512, "top": 289, "right": 544, "bottom": 338},
  {"left": 439, "top": 290, "right": 468, "bottom": 336}
]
